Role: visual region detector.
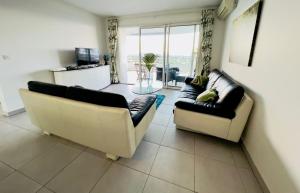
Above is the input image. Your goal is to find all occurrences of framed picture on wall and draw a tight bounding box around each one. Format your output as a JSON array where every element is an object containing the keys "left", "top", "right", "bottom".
[{"left": 229, "top": 0, "right": 263, "bottom": 66}]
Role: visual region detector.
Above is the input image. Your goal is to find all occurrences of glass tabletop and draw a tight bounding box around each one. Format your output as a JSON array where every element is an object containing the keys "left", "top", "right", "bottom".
[{"left": 131, "top": 80, "right": 163, "bottom": 95}]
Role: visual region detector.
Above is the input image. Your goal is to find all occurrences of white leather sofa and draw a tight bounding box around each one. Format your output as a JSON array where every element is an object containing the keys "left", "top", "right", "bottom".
[
  {"left": 174, "top": 70, "right": 253, "bottom": 142},
  {"left": 19, "top": 81, "right": 156, "bottom": 160}
]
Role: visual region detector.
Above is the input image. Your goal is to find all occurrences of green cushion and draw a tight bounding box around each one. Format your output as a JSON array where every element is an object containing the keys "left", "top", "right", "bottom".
[
  {"left": 196, "top": 89, "right": 218, "bottom": 102},
  {"left": 191, "top": 75, "right": 208, "bottom": 87}
]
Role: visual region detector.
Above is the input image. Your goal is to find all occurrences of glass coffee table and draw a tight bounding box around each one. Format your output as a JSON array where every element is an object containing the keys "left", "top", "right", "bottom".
[{"left": 131, "top": 80, "right": 163, "bottom": 95}]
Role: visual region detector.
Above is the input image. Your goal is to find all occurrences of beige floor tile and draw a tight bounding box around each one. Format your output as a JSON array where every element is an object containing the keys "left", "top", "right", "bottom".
[
  {"left": 195, "top": 134, "right": 234, "bottom": 165},
  {"left": 0, "top": 121, "right": 21, "bottom": 137},
  {"left": 144, "top": 123, "right": 167, "bottom": 144},
  {"left": 0, "top": 133, "right": 57, "bottom": 169},
  {"left": 162, "top": 98, "right": 177, "bottom": 105},
  {"left": 91, "top": 163, "right": 147, "bottom": 193},
  {"left": 84, "top": 147, "right": 107, "bottom": 159},
  {"left": 159, "top": 90, "right": 180, "bottom": 105},
  {"left": 152, "top": 113, "right": 171, "bottom": 126},
  {"left": 51, "top": 135, "right": 87, "bottom": 151},
  {"left": 0, "top": 162, "right": 14, "bottom": 181},
  {"left": 156, "top": 104, "right": 174, "bottom": 115},
  {"left": 118, "top": 141, "right": 159, "bottom": 173},
  {"left": 0, "top": 123, "right": 26, "bottom": 149},
  {"left": 238, "top": 168, "right": 263, "bottom": 193},
  {"left": 46, "top": 151, "right": 111, "bottom": 193},
  {"left": 231, "top": 146, "right": 251, "bottom": 169},
  {"left": 37, "top": 187, "right": 54, "bottom": 193},
  {"left": 150, "top": 146, "right": 194, "bottom": 190},
  {"left": 167, "top": 117, "right": 176, "bottom": 128},
  {"left": 0, "top": 172, "right": 41, "bottom": 193},
  {"left": 195, "top": 155, "right": 245, "bottom": 193},
  {"left": 19, "top": 143, "right": 82, "bottom": 184},
  {"left": 4, "top": 112, "right": 41, "bottom": 133},
  {"left": 161, "top": 127, "right": 195, "bottom": 154},
  {"left": 143, "top": 176, "right": 193, "bottom": 193}
]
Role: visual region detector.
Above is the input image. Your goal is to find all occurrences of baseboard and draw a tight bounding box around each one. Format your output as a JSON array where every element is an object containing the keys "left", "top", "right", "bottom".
[
  {"left": 241, "top": 142, "right": 271, "bottom": 193},
  {"left": 2, "top": 108, "right": 25, "bottom": 117}
]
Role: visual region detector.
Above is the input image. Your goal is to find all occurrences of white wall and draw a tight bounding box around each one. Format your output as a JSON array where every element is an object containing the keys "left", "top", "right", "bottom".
[
  {"left": 118, "top": 8, "right": 225, "bottom": 71},
  {"left": 221, "top": 0, "right": 300, "bottom": 192},
  {"left": 0, "top": 0, "right": 107, "bottom": 114}
]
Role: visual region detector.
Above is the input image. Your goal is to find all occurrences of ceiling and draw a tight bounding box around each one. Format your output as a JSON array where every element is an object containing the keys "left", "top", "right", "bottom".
[{"left": 62, "top": 0, "right": 222, "bottom": 16}]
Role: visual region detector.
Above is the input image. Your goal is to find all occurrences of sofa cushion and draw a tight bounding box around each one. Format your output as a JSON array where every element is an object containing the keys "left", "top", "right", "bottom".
[
  {"left": 206, "top": 69, "right": 223, "bottom": 90},
  {"left": 66, "top": 86, "right": 129, "bottom": 109},
  {"left": 212, "top": 74, "right": 244, "bottom": 110},
  {"left": 184, "top": 77, "right": 194, "bottom": 84},
  {"left": 28, "top": 81, "right": 68, "bottom": 97},
  {"left": 129, "top": 95, "right": 157, "bottom": 127},
  {"left": 175, "top": 99, "right": 235, "bottom": 119}
]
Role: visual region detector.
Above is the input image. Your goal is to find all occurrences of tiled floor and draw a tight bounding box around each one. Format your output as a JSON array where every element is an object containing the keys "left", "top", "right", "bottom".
[{"left": 0, "top": 86, "right": 263, "bottom": 193}]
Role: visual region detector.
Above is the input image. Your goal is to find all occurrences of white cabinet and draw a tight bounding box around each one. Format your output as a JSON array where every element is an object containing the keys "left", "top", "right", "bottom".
[{"left": 52, "top": 65, "right": 110, "bottom": 90}]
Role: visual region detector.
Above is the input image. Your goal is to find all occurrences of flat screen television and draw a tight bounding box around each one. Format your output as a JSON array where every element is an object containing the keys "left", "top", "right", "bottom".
[{"left": 75, "top": 48, "right": 100, "bottom": 65}]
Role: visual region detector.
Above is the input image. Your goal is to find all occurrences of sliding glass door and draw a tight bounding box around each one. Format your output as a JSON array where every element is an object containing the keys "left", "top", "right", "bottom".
[
  {"left": 120, "top": 24, "right": 200, "bottom": 88},
  {"left": 166, "top": 25, "right": 200, "bottom": 88},
  {"left": 140, "top": 27, "right": 165, "bottom": 87}
]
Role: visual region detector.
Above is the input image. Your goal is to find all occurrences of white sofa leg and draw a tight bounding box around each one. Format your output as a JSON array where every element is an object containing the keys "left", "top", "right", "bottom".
[
  {"left": 106, "top": 153, "right": 120, "bottom": 161},
  {"left": 43, "top": 131, "right": 51, "bottom": 136}
]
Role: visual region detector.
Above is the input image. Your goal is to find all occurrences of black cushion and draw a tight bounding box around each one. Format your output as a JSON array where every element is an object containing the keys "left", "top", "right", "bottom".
[
  {"left": 66, "top": 86, "right": 129, "bottom": 109},
  {"left": 205, "top": 69, "right": 223, "bottom": 90},
  {"left": 175, "top": 99, "right": 235, "bottom": 119},
  {"left": 212, "top": 74, "right": 244, "bottom": 110},
  {"left": 184, "top": 77, "right": 194, "bottom": 84},
  {"left": 181, "top": 84, "right": 205, "bottom": 94},
  {"left": 129, "top": 95, "right": 157, "bottom": 127},
  {"left": 28, "top": 81, "right": 68, "bottom": 97}
]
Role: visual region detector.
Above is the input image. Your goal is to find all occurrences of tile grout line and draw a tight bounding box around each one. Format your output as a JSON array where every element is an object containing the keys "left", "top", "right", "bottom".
[
  {"left": 233, "top": 147, "right": 264, "bottom": 193},
  {"left": 229, "top": 146, "right": 250, "bottom": 193},
  {"left": 17, "top": 140, "right": 61, "bottom": 171},
  {"left": 239, "top": 144, "right": 265, "bottom": 192},
  {"left": 140, "top": 142, "right": 162, "bottom": 193},
  {"left": 36, "top": 186, "right": 56, "bottom": 193},
  {"left": 148, "top": 174, "right": 195, "bottom": 192},
  {"left": 115, "top": 159, "right": 195, "bottom": 193},
  {"left": 13, "top": 146, "right": 87, "bottom": 193},
  {"left": 1, "top": 118, "right": 42, "bottom": 135},
  {"left": 15, "top": 170, "right": 44, "bottom": 190},
  {"left": 0, "top": 160, "right": 16, "bottom": 172},
  {"left": 0, "top": 168, "right": 16, "bottom": 184},
  {"left": 43, "top": 148, "right": 86, "bottom": 191},
  {"left": 158, "top": 111, "right": 174, "bottom": 144},
  {"left": 88, "top": 161, "right": 113, "bottom": 193}
]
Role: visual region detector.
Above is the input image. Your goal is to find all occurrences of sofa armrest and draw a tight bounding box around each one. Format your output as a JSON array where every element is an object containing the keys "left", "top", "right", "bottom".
[
  {"left": 129, "top": 95, "right": 157, "bottom": 126},
  {"left": 184, "top": 77, "right": 194, "bottom": 84},
  {"left": 175, "top": 99, "right": 235, "bottom": 119}
]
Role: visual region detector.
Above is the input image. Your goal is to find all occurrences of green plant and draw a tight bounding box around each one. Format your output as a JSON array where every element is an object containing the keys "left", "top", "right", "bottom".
[{"left": 143, "top": 53, "right": 158, "bottom": 71}]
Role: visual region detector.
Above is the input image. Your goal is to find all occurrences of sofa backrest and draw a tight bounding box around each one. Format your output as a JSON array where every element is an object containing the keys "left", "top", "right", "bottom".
[
  {"left": 211, "top": 73, "right": 244, "bottom": 110},
  {"left": 206, "top": 69, "right": 223, "bottom": 90},
  {"left": 66, "top": 86, "right": 129, "bottom": 109},
  {"left": 28, "top": 81, "right": 68, "bottom": 98},
  {"left": 27, "top": 81, "right": 129, "bottom": 110}
]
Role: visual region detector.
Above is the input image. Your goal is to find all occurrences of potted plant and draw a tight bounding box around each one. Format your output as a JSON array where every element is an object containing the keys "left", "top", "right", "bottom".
[{"left": 142, "top": 53, "right": 158, "bottom": 82}]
